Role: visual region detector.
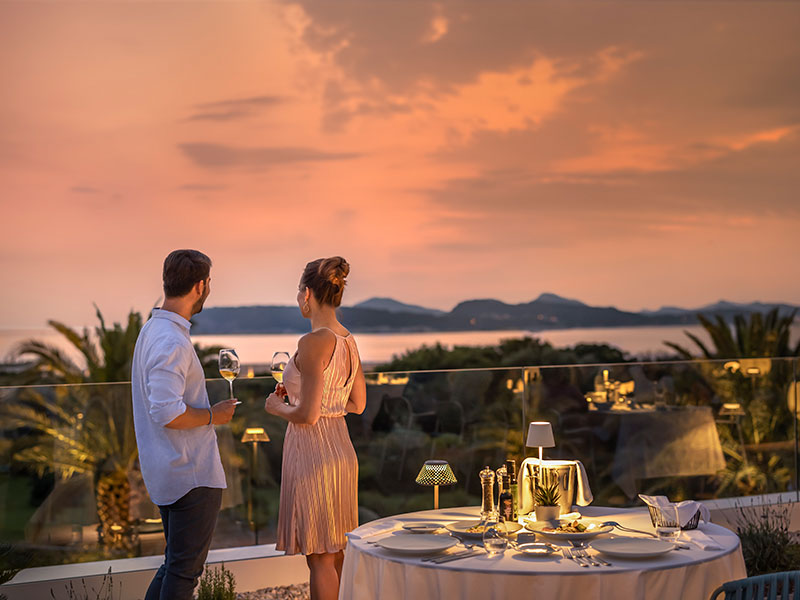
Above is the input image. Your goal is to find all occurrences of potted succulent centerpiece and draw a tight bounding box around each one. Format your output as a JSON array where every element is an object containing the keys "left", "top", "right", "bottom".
[{"left": 534, "top": 481, "right": 562, "bottom": 522}]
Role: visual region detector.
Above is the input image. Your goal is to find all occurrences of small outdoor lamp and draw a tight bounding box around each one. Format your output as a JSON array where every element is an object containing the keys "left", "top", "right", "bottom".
[
  {"left": 416, "top": 460, "right": 457, "bottom": 510},
  {"left": 526, "top": 421, "right": 555, "bottom": 464},
  {"left": 242, "top": 427, "right": 271, "bottom": 444},
  {"left": 241, "top": 427, "right": 270, "bottom": 544},
  {"left": 526, "top": 422, "right": 555, "bottom": 510}
]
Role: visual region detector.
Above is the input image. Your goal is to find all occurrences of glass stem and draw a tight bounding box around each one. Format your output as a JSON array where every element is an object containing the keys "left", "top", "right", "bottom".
[{"left": 229, "top": 380, "right": 234, "bottom": 399}]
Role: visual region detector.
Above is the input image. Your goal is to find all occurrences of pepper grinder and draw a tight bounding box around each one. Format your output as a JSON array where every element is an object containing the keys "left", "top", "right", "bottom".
[
  {"left": 495, "top": 464, "right": 507, "bottom": 508},
  {"left": 479, "top": 465, "right": 496, "bottom": 519}
]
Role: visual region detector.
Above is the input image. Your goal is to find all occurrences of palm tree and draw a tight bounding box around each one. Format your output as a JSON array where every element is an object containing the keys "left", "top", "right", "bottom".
[
  {"left": 3, "top": 385, "right": 138, "bottom": 552},
  {"left": 664, "top": 308, "right": 798, "bottom": 496},
  {"left": 5, "top": 306, "right": 231, "bottom": 552},
  {"left": 4, "top": 306, "right": 144, "bottom": 552},
  {"left": 14, "top": 305, "right": 142, "bottom": 385},
  {"left": 664, "top": 308, "right": 799, "bottom": 359}
]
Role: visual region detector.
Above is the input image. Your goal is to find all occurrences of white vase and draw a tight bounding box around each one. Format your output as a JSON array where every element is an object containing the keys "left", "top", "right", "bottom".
[{"left": 535, "top": 505, "right": 561, "bottom": 522}]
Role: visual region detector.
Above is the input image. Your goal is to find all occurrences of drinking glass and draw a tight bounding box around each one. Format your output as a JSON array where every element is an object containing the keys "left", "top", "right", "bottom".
[
  {"left": 271, "top": 352, "right": 290, "bottom": 384},
  {"left": 218, "top": 349, "right": 240, "bottom": 400},
  {"left": 481, "top": 512, "right": 508, "bottom": 556},
  {"left": 652, "top": 504, "right": 681, "bottom": 542}
]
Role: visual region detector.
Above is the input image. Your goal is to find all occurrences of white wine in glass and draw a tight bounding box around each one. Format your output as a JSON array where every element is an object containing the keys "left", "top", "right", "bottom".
[
  {"left": 271, "top": 352, "right": 290, "bottom": 384},
  {"left": 219, "top": 349, "right": 240, "bottom": 402}
]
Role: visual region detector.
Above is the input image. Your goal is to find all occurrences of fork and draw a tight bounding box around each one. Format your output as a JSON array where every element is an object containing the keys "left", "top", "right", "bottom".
[
  {"left": 570, "top": 543, "right": 608, "bottom": 567},
  {"left": 600, "top": 520, "right": 657, "bottom": 538},
  {"left": 563, "top": 547, "right": 590, "bottom": 567}
]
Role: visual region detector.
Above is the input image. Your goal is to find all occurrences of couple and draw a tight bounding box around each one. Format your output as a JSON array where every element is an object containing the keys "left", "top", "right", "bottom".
[{"left": 131, "top": 249, "right": 366, "bottom": 600}]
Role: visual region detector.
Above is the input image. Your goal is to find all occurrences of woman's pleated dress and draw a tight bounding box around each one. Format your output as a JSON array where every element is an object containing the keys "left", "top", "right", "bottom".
[{"left": 276, "top": 330, "right": 360, "bottom": 555}]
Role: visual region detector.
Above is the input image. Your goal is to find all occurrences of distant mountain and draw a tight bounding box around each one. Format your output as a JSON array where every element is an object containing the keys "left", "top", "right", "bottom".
[
  {"left": 642, "top": 300, "right": 799, "bottom": 319},
  {"left": 699, "top": 300, "right": 799, "bottom": 314},
  {"left": 641, "top": 306, "right": 692, "bottom": 317},
  {"left": 533, "top": 293, "right": 586, "bottom": 307},
  {"left": 191, "top": 295, "right": 799, "bottom": 335},
  {"left": 353, "top": 297, "right": 445, "bottom": 316}
]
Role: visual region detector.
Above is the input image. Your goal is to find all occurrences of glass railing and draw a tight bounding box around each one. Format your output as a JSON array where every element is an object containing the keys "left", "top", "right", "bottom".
[{"left": 0, "top": 357, "right": 797, "bottom": 569}]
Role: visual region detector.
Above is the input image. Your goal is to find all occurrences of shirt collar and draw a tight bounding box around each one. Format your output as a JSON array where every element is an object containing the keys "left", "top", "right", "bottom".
[{"left": 151, "top": 308, "right": 192, "bottom": 331}]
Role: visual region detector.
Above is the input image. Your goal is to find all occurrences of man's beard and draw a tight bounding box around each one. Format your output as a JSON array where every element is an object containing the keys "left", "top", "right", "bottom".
[{"left": 192, "top": 286, "right": 210, "bottom": 315}]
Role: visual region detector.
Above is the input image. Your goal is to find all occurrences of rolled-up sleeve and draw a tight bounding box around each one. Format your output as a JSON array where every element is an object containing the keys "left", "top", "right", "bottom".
[{"left": 145, "top": 343, "right": 189, "bottom": 426}]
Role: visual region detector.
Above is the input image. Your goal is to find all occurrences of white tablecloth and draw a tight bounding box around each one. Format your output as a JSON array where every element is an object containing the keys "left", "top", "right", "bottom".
[{"left": 339, "top": 506, "right": 746, "bottom": 600}]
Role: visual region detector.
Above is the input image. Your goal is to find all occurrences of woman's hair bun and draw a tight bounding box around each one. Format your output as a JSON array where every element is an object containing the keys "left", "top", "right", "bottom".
[
  {"left": 301, "top": 256, "right": 350, "bottom": 307},
  {"left": 318, "top": 256, "right": 350, "bottom": 288}
]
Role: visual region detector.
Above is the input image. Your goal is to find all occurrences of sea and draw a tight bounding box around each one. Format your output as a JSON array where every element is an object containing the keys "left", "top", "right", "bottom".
[{"left": 2, "top": 325, "right": 798, "bottom": 369}]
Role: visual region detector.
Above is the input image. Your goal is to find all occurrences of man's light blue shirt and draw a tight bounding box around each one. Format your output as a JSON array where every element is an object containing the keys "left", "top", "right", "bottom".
[{"left": 131, "top": 308, "right": 226, "bottom": 506}]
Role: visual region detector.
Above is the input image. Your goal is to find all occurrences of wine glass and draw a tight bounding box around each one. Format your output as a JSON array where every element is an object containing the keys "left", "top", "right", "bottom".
[
  {"left": 272, "top": 352, "right": 290, "bottom": 404},
  {"left": 271, "top": 352, "right": 290, "bottom": 384},
  {"left": 218, "top": 349, "right": 240, "bottom": 401}
]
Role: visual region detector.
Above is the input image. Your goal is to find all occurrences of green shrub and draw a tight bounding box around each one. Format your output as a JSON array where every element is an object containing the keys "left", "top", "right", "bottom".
[
  {"left": 49, "top": 567, "right": 119, "bottom": 600},
  {"left": 734, "top": 501, "right": 796, "bottom": 575},
  {"left": 196, "top": 563, "right": 236, "bottom": 600}
]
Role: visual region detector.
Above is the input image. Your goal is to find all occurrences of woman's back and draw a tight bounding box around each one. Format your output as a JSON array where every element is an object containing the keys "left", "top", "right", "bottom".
[{"left": 282, "top": 329, "right": 360, "bottom": 418}]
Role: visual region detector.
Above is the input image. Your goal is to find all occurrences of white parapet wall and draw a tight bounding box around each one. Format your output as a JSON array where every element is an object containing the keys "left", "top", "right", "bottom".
[
  {"left": 702, "top": 491, "right": 800, "bottom": 532},
  {"left": 1, "top": 543, "right": 309, "bottom": 600}
]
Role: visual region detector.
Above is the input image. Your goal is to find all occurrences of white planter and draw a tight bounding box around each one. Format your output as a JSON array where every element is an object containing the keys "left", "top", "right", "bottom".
[{"left": 535, "top": 505, "right": 561, "bottom": 521}]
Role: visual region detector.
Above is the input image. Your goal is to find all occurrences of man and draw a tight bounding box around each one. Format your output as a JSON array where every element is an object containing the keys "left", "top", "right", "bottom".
[{"left": 132, "top": 249, "right": 238, "bottom": 600}]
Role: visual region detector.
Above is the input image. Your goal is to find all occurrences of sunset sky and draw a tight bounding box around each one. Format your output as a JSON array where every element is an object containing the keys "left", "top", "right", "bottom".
[{"left": 1, "top": 1, "right": 799, "bottom": 329}]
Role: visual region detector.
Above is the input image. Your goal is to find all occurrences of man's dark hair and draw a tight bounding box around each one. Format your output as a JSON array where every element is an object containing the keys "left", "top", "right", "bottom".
[{"left": 162, "top": 249, "right": 212, "bottom": 298}]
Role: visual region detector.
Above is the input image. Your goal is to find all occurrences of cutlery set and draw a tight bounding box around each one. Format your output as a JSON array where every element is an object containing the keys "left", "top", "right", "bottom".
[{"left": 563, "top": 545, "right": 612, "bottom": 567}]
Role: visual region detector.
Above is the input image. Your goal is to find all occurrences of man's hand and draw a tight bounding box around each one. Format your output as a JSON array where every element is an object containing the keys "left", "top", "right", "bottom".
[{"left": 211, "top": 398, "right": 238, "bottom": 425}]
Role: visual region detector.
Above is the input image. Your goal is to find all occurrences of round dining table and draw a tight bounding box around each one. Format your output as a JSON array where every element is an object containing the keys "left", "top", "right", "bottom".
[{"left": 339, "top": 505, "right": 746, "bottom": 600}]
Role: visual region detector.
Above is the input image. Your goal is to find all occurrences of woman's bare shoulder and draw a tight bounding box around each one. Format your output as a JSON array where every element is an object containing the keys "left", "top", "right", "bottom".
[{"left": 297, "top": 329, "right": 336, "bottom": 360}]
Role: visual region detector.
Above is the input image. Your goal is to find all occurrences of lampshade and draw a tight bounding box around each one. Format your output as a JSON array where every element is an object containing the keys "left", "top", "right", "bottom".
[
  {"left": 241, "top": 427, "right": 271, "bottom": 443},
  {"left": 525, "top": 421, "right": 555, "bottom": 448},
  {"left": 415, "top": 460, "right": 457, "bottom": 486}
]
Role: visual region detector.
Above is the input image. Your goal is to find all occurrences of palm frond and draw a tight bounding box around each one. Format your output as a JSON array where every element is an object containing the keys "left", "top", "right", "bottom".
[{"left": 663, "top": 341, "right": 694, "bottom": 359}]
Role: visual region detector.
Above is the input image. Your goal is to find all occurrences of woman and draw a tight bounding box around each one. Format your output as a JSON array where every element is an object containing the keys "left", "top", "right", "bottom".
[{"left": 265, "top": 256, "right": 366, "bottom": 600}]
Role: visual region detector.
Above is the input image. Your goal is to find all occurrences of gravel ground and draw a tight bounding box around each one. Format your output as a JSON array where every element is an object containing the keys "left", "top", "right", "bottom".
[{"left": 236, "top": 583, "right": 310, "bottom": 599}]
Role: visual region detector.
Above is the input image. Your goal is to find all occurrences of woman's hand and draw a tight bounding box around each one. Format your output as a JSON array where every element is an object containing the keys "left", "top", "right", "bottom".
[{"left": 264, "top": 392, "right": 286, "bottom": 415}]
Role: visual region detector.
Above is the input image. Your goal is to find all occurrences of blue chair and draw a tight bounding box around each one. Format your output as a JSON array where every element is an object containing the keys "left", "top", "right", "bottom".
[{"left": 710, "top": 571, "right": 800, "bottom": 600}]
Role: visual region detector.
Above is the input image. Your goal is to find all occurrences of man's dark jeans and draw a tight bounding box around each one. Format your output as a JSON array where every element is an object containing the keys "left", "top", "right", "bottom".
[{"left": 145, "top": 486, "right": 223, "bottom": 600}]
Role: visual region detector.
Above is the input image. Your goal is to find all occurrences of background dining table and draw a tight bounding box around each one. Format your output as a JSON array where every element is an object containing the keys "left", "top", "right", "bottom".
[{"left": 339, "top": 505, "right": 746, "bottom": 600}]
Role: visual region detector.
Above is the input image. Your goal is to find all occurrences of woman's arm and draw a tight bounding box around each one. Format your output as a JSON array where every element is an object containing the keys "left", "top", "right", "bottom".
[
  {"left": 345, "top": 361, "right": 366, "bottom": 415},
  {"left": 264, "top": 331, "right": 334, "bottom": 425}
]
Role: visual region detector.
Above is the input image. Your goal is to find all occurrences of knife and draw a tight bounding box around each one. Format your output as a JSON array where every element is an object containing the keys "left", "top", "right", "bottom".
[{"left": 428, "top": 549, "right": 481, "bottom": 564}]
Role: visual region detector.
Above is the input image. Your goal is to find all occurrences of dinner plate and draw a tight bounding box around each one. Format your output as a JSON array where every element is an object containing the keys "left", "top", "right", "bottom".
[
  {"left": 590, "top": 537, "right": 675, "bottom": 558},
  {"left": 445, "top": 520, "right": 523, "bottom": 539},
  {"left": 375, "top": 534, "right": 458, "bottom": 555},
  {"left": 402, "top": 522, "right": 445, "bottom": 534},
  {"left": 515, "top": 542, "right": 557, "bottom": 557},
  {"left": 524, "top": 519, "right": 613, "bottom": 541}
]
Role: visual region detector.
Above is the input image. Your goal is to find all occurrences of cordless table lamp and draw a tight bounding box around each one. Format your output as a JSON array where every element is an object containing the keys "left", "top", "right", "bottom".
[
  {"left": 416, "top": 460, "right": 457, "bottom": 510},
  {"left": 526, "top": 421, "right": 555, "bottom": 464}
]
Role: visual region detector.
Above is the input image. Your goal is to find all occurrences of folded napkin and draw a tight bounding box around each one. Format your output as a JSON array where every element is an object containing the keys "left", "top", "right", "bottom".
[
  {"left": 681, "top": 527, "right": 722, "bottom": 551},
  {"left": 346, "top": 519, "right": 401, "bottom": 540},
  {"left": 638, "top": 494, "right": 711, "bottom": 527}
]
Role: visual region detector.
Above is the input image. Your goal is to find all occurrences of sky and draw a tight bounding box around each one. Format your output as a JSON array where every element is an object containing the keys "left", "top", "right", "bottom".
[{"left": 1, "top": 1, "right": 799, "bottom": 329}]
